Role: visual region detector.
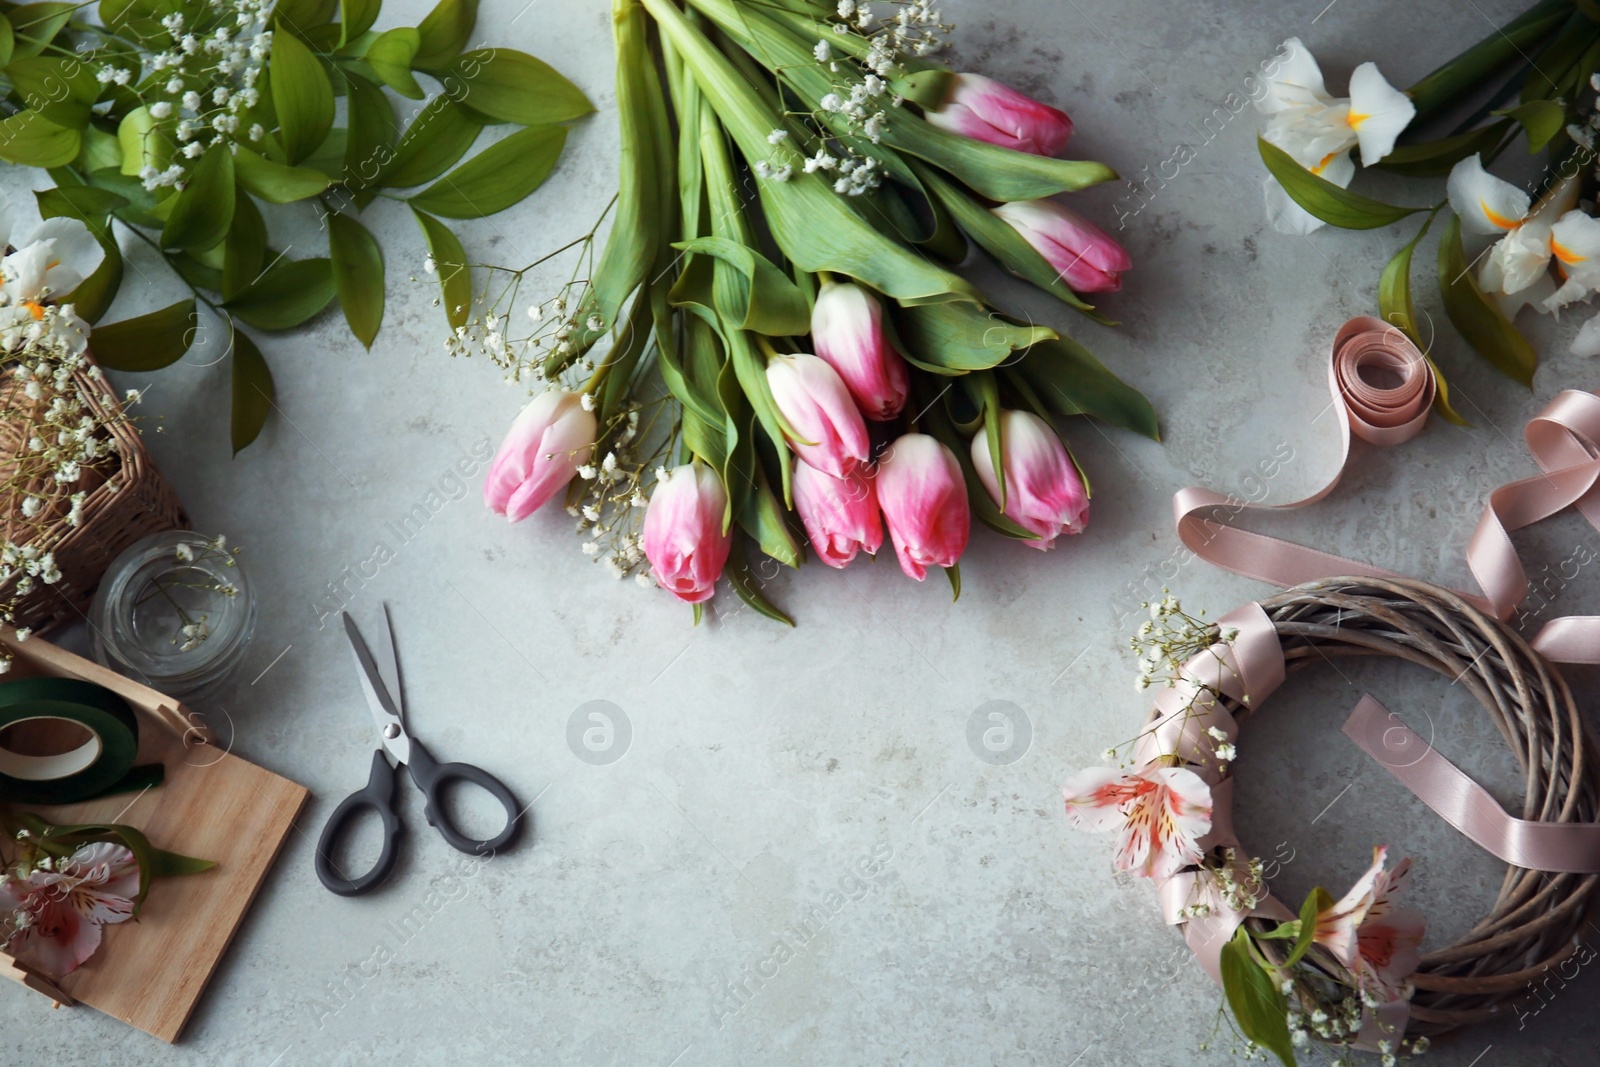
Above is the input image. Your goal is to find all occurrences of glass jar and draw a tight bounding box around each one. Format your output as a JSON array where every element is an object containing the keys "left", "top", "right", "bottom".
[{"left": 89, "top": 532, "right": 256, "bottom": 703}]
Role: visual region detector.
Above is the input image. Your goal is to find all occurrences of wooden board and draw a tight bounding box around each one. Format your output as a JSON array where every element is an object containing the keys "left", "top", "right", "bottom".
[{"left": 0, "top": 631, "right": 309, "bottom": 1042}]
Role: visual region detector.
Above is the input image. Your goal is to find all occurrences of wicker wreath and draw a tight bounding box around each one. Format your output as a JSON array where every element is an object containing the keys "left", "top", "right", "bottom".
[{"left": 1214, "top": 576, "right": 1600, "bottom": 1038}]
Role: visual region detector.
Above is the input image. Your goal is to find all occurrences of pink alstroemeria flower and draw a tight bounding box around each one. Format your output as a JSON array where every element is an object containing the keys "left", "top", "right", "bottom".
[
  {"left": 0, "top": 842, "right": 138, "bottom": 977},
  {"left": 1313, "top": 846, "right": 1426, "bottom": 1001},
  {"left": 1061, "top": 765, "right": 1213, "bottom": 880},
  {"left": 924, "top": 73, "right": 1075, "bottom": 157}
]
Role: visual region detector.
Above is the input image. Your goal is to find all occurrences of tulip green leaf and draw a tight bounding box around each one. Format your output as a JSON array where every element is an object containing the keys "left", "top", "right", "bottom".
[
  {"left": 731, "top": 441, "right": 802, "bottom": 569},
  {"left": 1220, "top": 929, "right": 1295, "bottom": 1067},
  {"left": 439, "top": 49, "right": 595, "bottom": 125},
  {"left": 413, "top": 208, "right": 472, "bottom": 329},
  {"left": 9, "top": 55, "right": 100, "bottom": 129},
  {"left": 670, "top": 237, "right": 811, "bottom": 336},
  {"left": 1377, "top": 214, "right": 1468, "bottom": 425},
  {"left": 230, "top": 324, "right": 274, "bottom": 454},
  {"left": 224, "top": 256, "right": 336, "bottom": 330},
  {"left": 967, "top": 372, "right": 1007, "bottom": 511},
  {"left": 1494, "top": 99, "right": 1566, "bottom": 152},
  {"left": 381, "top": 101, "right": 482, "bottom": 188},
  {"left": 1016, "top": 336, "right": 1160, "bottom": 441},
  {"left": 1259, "top": 137, "right": 1428, "bottom": 229},
  {"left": 1374, "top": 122, "right": 1509, "bottom": 177},
  {"left": 90, "top": 299, "right": 198, "bottom": 372},
  {"left": 162, "top": 143, "right": 236, "bottom": 253},
  {"left": 328, "top": 213, "right": 385, "bottom": 348},
  {"left": 407, "top": 125, "right": 568, "bottom": 219},
  {"left": 944, "top": 563, "right": 961, "bottom": 602},
  {"left": 338, "top": 0, "right": 380, "bottom": 45},
  {"left": 366, "top": 27, "right": 425, "bottom": 98},
  {"left": 270, "top": 25, "right": 335, "bottom": 164},
  {"left": 727, "top": 535, "right": 796, "bottom": 626},
  {"left": 232, "top": 146, "right": 330, "bottom": 204},
  {"left": 0, "top": 110, "right": 80, "bottom": 168},
  {"left": 223, "top": 193, "right": 267, "bottom": 300},
  {"left": 646, "top": 0, "right": 975, "bottom": 306},
  {"left": 412, "top": 0, "right": 478, "bottom": 70},
  {"left": 1437, "top": 211, "right": 1537, "bottom": 386},
  {"left": 893, "top": 301, "right": 1057, "bottom": 374}
]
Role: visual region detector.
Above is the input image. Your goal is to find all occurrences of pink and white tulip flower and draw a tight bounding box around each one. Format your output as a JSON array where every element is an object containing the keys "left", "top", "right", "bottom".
[
  {"left": 1313, "top": 846, "right": 1426, "bottom": 1001},
  {"left": 971, "top": 410, "right": 1089, "bottom": 550},
  {"left": 810, "top": 280, "right": 910, "bottom": 420},
  {"left": 642, "top": 462, "right": 733, "bottom": 604},
  {"left": 1061, "top": 765, "right": 1213, "bottom": 881},
  {"left": 992, "top": 199, "right": 1131, "bottom": 294},
  {"left": 874, "top": 433, "right": 970, "bottom": 580},
  {"left": 483, "top": 390, "right": 597, "bottom": 522},
  {"left": 766, "top": 352, "right": 871, "bottom": 477},
  {"left": 792, "top": 460, "right": 883, "bottom": 568},
  {"left": 923, "top": 73, "right": 1074, "bottom": 157}
]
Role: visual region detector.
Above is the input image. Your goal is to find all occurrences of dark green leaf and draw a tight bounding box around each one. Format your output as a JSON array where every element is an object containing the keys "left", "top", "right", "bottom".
[
  {"left": 35, "top": 185, "right": 128, "bottom": 223},
  {"left": 380, "top": 101, "right": 481, "bottom": 188},
  {"left": 726, "top": 535, "right": 795, "bottom": 626},
  {"left": 1259, "top": 137, "right": 1428, "bottom": 230},
  {"left": 73, "top": 126, "right": 124, "bottom": 174},
  {"left": 233, "top": 145, "right": 332, "bottom": 202},
  {"left": 1377, "top": 214, "right": 1468, "bottom": 425},
  {"left": 894, "top": 301, "right": 1056, "bottom": 374},
  {"left": 90, "top": 299, "right": 198, "bottom": 371},
  {"left": 413, "top": 208, "right": 471, "bottom": 328},
  {"left": 328, "top": 213, "right": 384, "bottom": 347},
  {"left": 412, "top": 0, "right": 478, "bottom": 70},
  {"left": 270, "top": 25, "right": 335, "bottom": 164},
  {"left": 944, "top": 562, "right": 961, "bottom": 601},
  {"left": 406, "top": 124, "right": 567, "bottom": 218},
  {"left": 1376, "top": 122, "right": 1509, "bottom": 177},
  {"left": 1437, "top": 212, "right": 1537, "bottom": 386},
  {"left": 230, "top": 325, "right": 274, "bottom": 454},
  {"left": 270, "top": 0, "right": 338, "bottom": 35},
  {"left": 1220, "top": 930, "right": 1296, "bottom": 1067},
  {"left": 0, "top": 111, "right": 80, "bottom": 167},
  {"left": 343, "top": 75, "right": 397, "bottom": 189},
  {"left": 147, "top": 847, "right": 218, "bottom": 877},
  {"left": 224, "top": 257, "right": 336, "bottom": 330},
  {"left": 7, "top": 3, "right": 75, "bottom": 61},
  {"left": 8, "top": 55, "right": 100, "bottom": 128},
  {"left": 0, "top": 14, "right": 14, "bottom": 66},
  {"left": 338, "top": 0, "right": 381, "bottom": 44},
  {"left": 1285, "top": 888, "right": 1330, "bottom": 968},
  {"left": 366, "top": 27, "right": 424, "bottom": 98},
  {"left": 438, "top": 49, "right": 594, "bottom": 125},
  {"left": 1017, "top": 336, "right": 1160, "bottom": 440},
  {"left": 223, "top": 193, "right": 267, "bottom": 300},
  {"left": 162, "top": 143, "right": 235, "bottom": 253},
  {"left": 1495, "top": 99, "right": 1567, "bottom": 151},
  {"left": 63, "top": 236, "right": 123, "bottom": 324}
]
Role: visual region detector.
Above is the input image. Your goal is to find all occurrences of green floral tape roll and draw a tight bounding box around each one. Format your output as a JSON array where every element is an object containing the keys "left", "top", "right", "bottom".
[{"left": 0, "top": 678, "right": 157, "bottom": 805}]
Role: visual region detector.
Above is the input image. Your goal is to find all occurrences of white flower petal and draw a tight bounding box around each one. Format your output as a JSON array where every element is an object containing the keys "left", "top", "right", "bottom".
[
  {"left": 27, "top": 217, "right": 105, "bottom": 295},
  {"left": 1481, "top": 219, "right": 1553, "bottom": 295},
  {"left": 1256, "top": 37, "right": 1332, "bottom": 113},
  {"left": 1448, "top": 154, "right": 1530, "bottom": 236},
  {"left": 1571, "top": 314, "right": 1600, "bottom": 356},
  {"left": 1346, "top": 62, "right": 1415, "bottom": 165}
]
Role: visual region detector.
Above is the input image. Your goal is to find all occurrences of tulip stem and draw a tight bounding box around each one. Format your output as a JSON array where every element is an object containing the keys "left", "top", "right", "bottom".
[{"left": 754, "top": 334, "right": 781, "bottom": 362}]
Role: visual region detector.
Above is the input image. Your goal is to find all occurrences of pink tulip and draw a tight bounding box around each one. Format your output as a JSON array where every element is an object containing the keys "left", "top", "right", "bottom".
[
  {"left": 765, "top": 352, "right": 871, "bottom": 477},
  {"left": 810, "top": 280, "right": 910, "bottom": 420},
  {"left": 792, "top": 460, "right": 883, "bottom": 569},
  {"left": 483, "top": 390, "right": 597, "bottom": 522},
  {"left": 924, "top": 73, "right": 1074, "bottom": 157},
  {"left": 970, "top": 410, "right": 1088, "bottom": 550},
  {"left": 992, "top": 199, "right": 1131, "bottom": 293},
  {"left": 875, "top": 433, "right": 970, "bottom": 580},
  {"left": 642, "top": 462, "right": 733, "bottom": 604}
]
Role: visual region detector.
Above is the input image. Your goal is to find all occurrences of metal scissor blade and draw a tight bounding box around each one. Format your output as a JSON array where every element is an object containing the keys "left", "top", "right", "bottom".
[
  {"left": 373, "top": 602, "right": 404, "bottom": 720},
  {"left": 342, "top": 612, "right": 411, "bottom": 766}
]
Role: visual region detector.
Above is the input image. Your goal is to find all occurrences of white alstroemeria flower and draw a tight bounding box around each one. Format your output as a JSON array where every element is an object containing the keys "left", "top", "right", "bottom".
[
  {"left": 1255, "top": 37, "right": 1415, "bottom": 235},
  {"left": 0, "top": 196, "right": 105, "bottom": 306},
  {"left": 1447, "top": 155, "right": 1600, "bottom": 314}
]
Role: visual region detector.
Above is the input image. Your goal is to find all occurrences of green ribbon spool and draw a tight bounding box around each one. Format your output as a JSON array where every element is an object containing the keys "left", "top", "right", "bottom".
[{"left": 0, "top": 678, "right": 162, "bottom": 805}]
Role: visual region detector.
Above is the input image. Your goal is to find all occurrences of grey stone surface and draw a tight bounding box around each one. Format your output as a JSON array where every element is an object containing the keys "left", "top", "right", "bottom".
[{"left": 8, "top": 0, "right": 1600, "bottom": 1063}]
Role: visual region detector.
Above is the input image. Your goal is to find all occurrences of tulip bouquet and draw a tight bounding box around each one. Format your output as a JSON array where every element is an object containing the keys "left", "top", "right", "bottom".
[
  {"left": 470, "top": 0, "right": 1157, "bottom": 623},
  {"left": 1256, "top": 2, "right": 1600, "bottom": 413}
]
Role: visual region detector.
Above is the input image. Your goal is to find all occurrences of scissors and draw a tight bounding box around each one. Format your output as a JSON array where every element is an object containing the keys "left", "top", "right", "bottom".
[{"left": 315, "top": 607, "right": 525, "bottom": 896}]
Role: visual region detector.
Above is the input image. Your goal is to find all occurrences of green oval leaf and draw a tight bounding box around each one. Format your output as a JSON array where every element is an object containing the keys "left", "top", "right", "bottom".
[
  {"left": 116, "top": 106, "right": 164, "bottom": 177},
  {"left": 62, "top": 237, "right": 123, "bottom": 325},
  {"left": 90, "top": 299, "right": 198, "bottom": 372},
  {"left": 224, "top": 256, "right": 336, "bottom": 330},
  {"left": 9, "top": 55, "right": 100, "bottom": 129},
  {"left": 0, "top": 15, "right": 15, "bottom": 67},
  {"left": 1220, "top": 931, "right": 1295, "bottom": 1067},
  {"left": 161, "top": 143, "right": 236, "bottom": 253},
  {"left": 406, "top": 124, "right": 567, "bottom": 219},
  {"left": 270, "top": 0, "right": 338, "bottom": 35},
  {"left": 230, "top": 324, "right": 274, "bottom": 454},
  {"left": 1495, "top": 99, "right": 1566, "bottom": 152},
  {"left": 270, "top": 24, "right": 335, "bottom": 164},
  {"left": 328, "top": 213, "right": 384, "bottom": 347},
  {"left": 412, "top": 0, "right": 478, "bottom": 70},
  {"left": 1259, "top": 136, "right": 1427, "bottom": 230},
  {"left": 412, "top": 208, "right": 471, "bottom": 329},
  {"left": 338, "top": 0, "right": 380, "bottom": 44},
  {"left": 439, "top": 49, "right": 594, "bottom": 125},
  {"left": 1437, "top": 211, "right": 1537, "bottom": 386},
  {"left": 233, "top": 145, "right": 331, "bottom": 202},
  {"left": 223, "top": 192, "right": 267, "bottom": 300},
  {"left": 0, "top": 110, "right": 81, "bottom": 167},
  {"left": 381, "top": 100, "right": 481, "bottom": 188},
  {"left": 366, "top": 27, "right": 424, "bottom": 98},
  {"left": 7, "top": 3, "right": 75, "bottom": 61},
  {"left": 344, "top": 75, "right": 396, "bottom": 191}
]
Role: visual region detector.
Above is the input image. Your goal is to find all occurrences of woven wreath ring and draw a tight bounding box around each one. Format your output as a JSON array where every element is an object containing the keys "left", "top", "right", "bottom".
[{"left": 1156, "top": 576, "right": 1600, "bottom": 1038}]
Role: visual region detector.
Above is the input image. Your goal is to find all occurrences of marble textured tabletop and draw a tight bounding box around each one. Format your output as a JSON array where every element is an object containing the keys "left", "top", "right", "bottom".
[{"left": 10, "top": 0, "right": 1600, "bottom": 1063}]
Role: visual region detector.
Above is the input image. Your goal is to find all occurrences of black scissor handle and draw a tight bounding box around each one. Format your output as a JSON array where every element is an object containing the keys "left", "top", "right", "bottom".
[
  {"left": 406, "top": 738, "right": 524, "bottom": 856},
  {"left": 315, "top": 749, "right": 404, "bottom": 896}
]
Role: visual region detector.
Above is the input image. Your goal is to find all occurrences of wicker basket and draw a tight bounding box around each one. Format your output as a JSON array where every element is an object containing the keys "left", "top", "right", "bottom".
[{"left": 0, "top": 353, "right": 188, "bottom": 634}]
